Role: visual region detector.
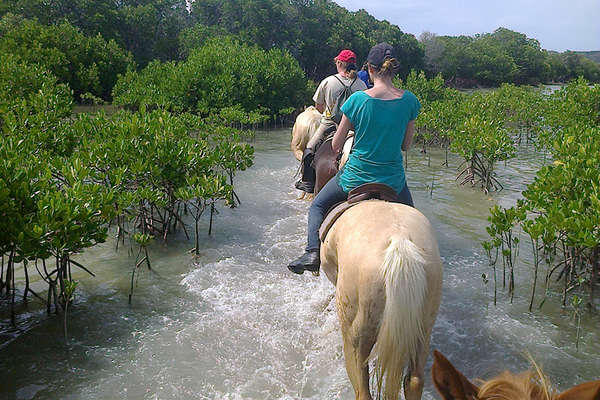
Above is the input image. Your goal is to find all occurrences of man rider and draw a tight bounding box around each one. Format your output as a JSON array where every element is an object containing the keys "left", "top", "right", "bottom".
[{"left": 295, "top": 49, "right": 367, "bottom": 193}]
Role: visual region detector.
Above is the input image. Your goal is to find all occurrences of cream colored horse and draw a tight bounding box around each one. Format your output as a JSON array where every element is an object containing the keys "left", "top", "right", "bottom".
[
  {"left": 290, "top": 106, "right": 321, "bottom": 200},
  {"left": 290, "top": 105, "right": 321, "bottom": 161},
  {"left": 320, "top": 200, "right": 443, "bottom": 400}
]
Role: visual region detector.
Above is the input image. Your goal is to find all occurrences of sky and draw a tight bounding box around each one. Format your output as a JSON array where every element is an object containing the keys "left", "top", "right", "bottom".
[{"left": 334, "top": 0, "right": 600, "bottom": 52}]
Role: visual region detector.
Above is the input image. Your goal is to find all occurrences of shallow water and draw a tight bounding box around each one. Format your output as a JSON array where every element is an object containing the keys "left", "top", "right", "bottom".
[{"left": 1, "top": 129, "right": 599, "bottom": 400}]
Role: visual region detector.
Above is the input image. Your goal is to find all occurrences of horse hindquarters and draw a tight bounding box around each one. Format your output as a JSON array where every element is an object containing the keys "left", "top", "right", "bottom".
[
  {"left": 290, "top": 106, "right": 321, "bottom": 161},
  {"left": 323, "top": 202, "right": 442, "bottom": 400}
]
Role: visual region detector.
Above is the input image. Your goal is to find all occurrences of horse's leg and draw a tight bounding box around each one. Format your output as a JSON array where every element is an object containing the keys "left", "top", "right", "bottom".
[
  {"left": 404, "top": 295, "right": 440, "bottom": 400},
  {"left": 405, "top": 257, "right": 442, "bottom": 400},
  {"left": 338, "top": 295, "right": 376, "bottom": 400},
  {"left": 403, "top": 337, "right": 431, "bottom": 400}
]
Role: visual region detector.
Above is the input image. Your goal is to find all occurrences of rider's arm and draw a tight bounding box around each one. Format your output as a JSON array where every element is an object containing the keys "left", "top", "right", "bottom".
[
  {"left": 333, "top": 114, "right": 352, "bottom": 153},
  {"left": 315, "top": 102, "right": 325, "bottom": 114},
  {"left": 401, "top": 120, "right": 415, "bottom": 151}
]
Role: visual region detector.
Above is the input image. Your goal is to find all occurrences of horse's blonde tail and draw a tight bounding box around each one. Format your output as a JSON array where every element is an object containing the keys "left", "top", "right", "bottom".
[{"left": 370, "top": 235, "right": 427, "bottom": 400}]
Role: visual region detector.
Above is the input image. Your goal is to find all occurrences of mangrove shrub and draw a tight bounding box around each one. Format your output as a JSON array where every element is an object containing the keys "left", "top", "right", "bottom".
[
  {"left": 113, "top": 37, "right": 310, "bottom": 120},
  {"left": 0, "top": 15, "right": 134, "bottom": 100}
]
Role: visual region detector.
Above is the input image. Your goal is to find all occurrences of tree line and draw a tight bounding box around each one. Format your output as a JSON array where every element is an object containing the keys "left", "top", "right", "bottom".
[
  {"left": 3, "top": 0, "right": 596, "bottom": 97},
  {"left": 421, "top": 28, "right": 600, "bottom": 86}
]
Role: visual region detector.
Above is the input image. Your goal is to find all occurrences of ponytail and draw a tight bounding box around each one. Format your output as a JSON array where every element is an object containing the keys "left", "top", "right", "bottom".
[
  {"left": 380, "top": 58, "right": 399, "bottom": 75},
  {"left": 370, "top": 57, "right": 399, "bottom": 79},
  {"left": 346, "top": 63, "right": 357, "bottom": 79}
]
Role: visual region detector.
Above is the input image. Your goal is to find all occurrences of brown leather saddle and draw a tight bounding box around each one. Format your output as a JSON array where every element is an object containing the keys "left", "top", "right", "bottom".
[{"left": 319, "top": 182, "right": 400, "bottom": 241}]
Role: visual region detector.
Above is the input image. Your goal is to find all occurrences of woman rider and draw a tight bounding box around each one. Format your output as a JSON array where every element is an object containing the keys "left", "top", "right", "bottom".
[{"left": 288, "top": 43, "right": 421, "bottom": 274}]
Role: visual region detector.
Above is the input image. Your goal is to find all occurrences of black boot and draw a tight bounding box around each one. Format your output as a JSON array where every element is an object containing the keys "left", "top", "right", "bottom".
[
  {"left": 295, "top": 179, "right": 314, "bottom": 193},
  {"left": 295, "top": 148, "right": 315, "bottom": 193},
  {"left": 287, "top": 250, "right": 320, "bottom": 275}
]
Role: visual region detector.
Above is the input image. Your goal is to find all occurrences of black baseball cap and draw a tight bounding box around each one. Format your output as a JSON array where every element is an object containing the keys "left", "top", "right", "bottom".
[{"left": 367, "top": 43, "right": 395, "bottom": 68}]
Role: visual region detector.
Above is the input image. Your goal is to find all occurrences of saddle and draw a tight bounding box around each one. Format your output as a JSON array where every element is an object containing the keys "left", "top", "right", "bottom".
[{"left": 319, "top": 183, "right": 400, "bottom": 242}]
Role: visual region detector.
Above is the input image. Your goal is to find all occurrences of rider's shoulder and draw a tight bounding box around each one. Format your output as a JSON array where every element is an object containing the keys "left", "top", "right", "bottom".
[{"left": 402, "top": 90, "right": 418, "bottom": 101}]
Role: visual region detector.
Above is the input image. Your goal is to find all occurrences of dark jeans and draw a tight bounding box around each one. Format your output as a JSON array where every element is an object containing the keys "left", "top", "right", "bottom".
[{"left": 305, "top": 178, "right": 414, "bottom": 252}]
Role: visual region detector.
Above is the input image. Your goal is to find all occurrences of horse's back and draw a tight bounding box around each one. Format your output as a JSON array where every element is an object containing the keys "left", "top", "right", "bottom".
[
  {"left": 321, "top": 200, "right": 443, "bottom": 332},
  {"left": 322, "top": 201, "right": 441, "bottom": 276}
]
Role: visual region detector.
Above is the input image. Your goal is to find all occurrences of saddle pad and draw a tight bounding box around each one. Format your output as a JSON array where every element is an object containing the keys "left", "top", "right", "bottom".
[{"left": 319, "top": 201, "right": 358, "bottom": 242}]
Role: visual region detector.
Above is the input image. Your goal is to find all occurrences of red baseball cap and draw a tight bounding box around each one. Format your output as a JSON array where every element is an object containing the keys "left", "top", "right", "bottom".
[{"left": 335, "top": 49, "right": 356, "bottom": 63}]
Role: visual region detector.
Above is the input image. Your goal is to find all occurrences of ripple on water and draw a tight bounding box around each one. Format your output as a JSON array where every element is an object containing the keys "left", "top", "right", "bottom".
[{"left": 178, "top": 250, "right": 352, "bottom": 399}]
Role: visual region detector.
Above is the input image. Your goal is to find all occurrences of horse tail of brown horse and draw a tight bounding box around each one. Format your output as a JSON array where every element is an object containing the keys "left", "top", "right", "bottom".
[{"left": 370, "top": 235, "right": 427, "bottom": 400}]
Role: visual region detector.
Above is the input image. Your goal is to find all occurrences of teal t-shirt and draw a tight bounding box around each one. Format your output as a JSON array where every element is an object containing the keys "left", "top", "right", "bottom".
[{"left": 337, "top": 90, "right": 420, "bottom": 194}]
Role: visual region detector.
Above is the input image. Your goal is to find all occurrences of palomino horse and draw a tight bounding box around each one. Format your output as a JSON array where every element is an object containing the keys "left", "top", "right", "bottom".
[
  {"left": 290, "top": 106, "right": 321, "bottom": 200},
  {"left": 320, "top": 200, "right": 443, "bottom": 399},
  {"left": 311, "top": 127, "right": 442, "bottom": 399},
  {"left": 290, "top": 105, "right": 321, "bottom": 161},
  {"left": 432, "top": 350, "right": 600, "bottom": 400}
]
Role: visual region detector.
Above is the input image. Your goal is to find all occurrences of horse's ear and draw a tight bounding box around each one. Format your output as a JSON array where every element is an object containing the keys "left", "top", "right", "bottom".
[
  {"left": 431, "top": 350, "right": 479, "bottom": 400},
  {"left": 556, "top": 380, "right": 600, "bottom": 400}
]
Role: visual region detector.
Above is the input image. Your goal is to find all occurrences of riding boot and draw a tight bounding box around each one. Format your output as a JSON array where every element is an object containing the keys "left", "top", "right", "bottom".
[
  {"left": 295, "top": 148, "right": 315, "bottom": 193},
  {"left": 287, "top": 249, "right": 320, "bottom": 275}
]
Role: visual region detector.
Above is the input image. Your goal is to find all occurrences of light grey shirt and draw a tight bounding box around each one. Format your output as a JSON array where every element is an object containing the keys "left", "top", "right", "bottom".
[{"left": 313, "top": 74, "right": 367, "bottom": 124}]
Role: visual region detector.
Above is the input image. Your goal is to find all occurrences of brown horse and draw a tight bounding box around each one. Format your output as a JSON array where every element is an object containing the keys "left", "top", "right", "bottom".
[
  {"left": 432, "top": 350, "right": 600, "bottom": 400},
  {"left": 320, "top": 201, "right": 443, "bottom": 400},
  {"left": 312, "top": 135, "right": 354, "bottom": 195}
]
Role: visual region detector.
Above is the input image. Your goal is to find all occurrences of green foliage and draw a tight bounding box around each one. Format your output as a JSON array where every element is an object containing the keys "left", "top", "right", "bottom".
[
  {"left": 417, "top": 83, "right": 544, "bottom": 192},
  {"left": 0, "top": 101, "right": 116, "bottom": 316},
  {"left": 113, "top": 37, "right": 311, "bottom": 118},
  {"left": 540, "top": 77, "right": 600, "bottom": 148},
  {"left": 483, "top": 81, "right": 600, "bottom": 310},
  {"left": 491, "top": 84, "right": 545, "bottom": 137},
  {"left": 401, "top": 70, "right": 459, "bottom": 104},
  {"left": 448, "top": 90, "right": 518, "bottom": 192},
  {"left": 1, "top": 67, "right": 255, "bottom": 321},
  {"left": 0, "top": 15, "right": 134, "bottom": 100},
  {"left": 2, "top": 0, "right": 423, "bottom": 81},
  {"left": 111, "top": 61, "right": 182, "bottom": 111},
  {"left": 523, "top": 127, "right": 600, "bottom": 250},
  {"left": 0, "top": 0, "right": 190, "bottom": 67},
  {"left": 420, "top": 28, "right": 600, "bottom": 86},
  {"left": 189, "top": 0, "right": 423, "bottom": 81},
  {"left": 0, "top": 53, "right": 73, "bottom": 129},
  {"left": 554, "top": 51, "right": 600, "bottom": 83},
  {"left": 178, "top": 23, "right": 233, "bottom": 59},
  {"left": 483, "top": 203, "right": 526, "bottom": 303},
  {"left": 400, "top": 70, "right": 465, "bottom": 152}
]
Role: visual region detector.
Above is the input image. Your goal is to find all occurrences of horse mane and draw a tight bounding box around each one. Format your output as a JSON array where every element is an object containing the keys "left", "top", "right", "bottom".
[
  {"left": 433, "top": 350, "right": 600, "bottom": 400},
  {"left": 477, "top": 362, "right": 555, "bottom": 400}
]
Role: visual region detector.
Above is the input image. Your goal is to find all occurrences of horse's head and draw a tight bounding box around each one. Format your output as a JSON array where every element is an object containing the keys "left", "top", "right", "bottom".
[{"left": 432, "top": 350, "right": 600, "bottom": 400}]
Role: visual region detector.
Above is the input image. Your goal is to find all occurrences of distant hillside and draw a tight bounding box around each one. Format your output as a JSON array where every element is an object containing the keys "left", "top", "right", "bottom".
[{"left": 577, "top": 51, "right": 600, "bottom": 64}]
